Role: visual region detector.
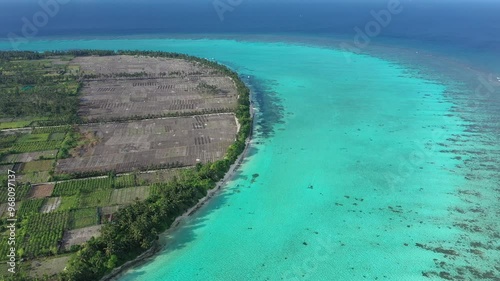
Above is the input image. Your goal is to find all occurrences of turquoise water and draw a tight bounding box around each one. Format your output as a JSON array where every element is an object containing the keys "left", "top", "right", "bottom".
[{"left": 2, "top": 38, "right": 498, "bottom": 280}]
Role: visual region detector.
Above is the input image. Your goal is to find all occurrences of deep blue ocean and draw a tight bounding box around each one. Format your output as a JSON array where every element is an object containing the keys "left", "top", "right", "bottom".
[{"left": 1, "top": 0, "right": 499, "bottom": 72}]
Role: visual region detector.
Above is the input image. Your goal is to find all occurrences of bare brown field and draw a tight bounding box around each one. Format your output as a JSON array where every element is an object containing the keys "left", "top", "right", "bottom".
[
  {"left": 61, "top": 225, "right": 103, "bottom": 251},
  {"left": 56, "top": 114, "right": 237, "bottom": 174},
  {"left": 71, "top": 55, "right": 238, "bottom": 121},
  {"left": 28, "top": 184, "right": 55, "bottom": 199}
]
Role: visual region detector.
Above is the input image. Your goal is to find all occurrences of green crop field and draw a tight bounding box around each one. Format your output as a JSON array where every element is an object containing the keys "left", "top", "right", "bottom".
[
  {"left": 18, "top": 198, "right": 46, "bottom": 218},
  {"left": 17, "top": 133, "right": 50, "bottom": 143},
  {"left": 21, "top": 160, "right": 54, "bottom": 173},
  {"left": 78, "top": 189, "right": 112, "bottom": 208},
  {"left": 53, "top": 174, "right": 137, "bottom": 196},
  {"left": 48, "top": 132, "right": 67, "bottom": 141},
  {"left": 0, "top": 184, "right": 31, "bottom": 203},
  {"left": 68, "top": 208, "right": 99, "bottom": 229},
  {"left": 19, "top": 211, "right": 70, "bottom": 258},
  {"left": 109, "top": 186, "right": 150, "bottom": 205},
  {"left": 58, "top": 196, "right": 79, "bottom": 211},
  {"left": 0, "top": 120, "right": 32, "bottom": 130},
  {"left": 10, "top": 140, "right": 61, "bottom": 154},
  {"left": 53, "top": 177, "right": 112, "bottom": 196}
]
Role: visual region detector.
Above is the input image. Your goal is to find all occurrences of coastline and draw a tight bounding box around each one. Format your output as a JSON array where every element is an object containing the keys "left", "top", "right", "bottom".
[{"left": 101, "top": 98, "right": 255, "bottom": 281}]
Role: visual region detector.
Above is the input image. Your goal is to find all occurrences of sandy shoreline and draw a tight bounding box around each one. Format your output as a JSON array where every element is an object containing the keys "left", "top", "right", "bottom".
[{"left": 101, "top": 105, "right": 254, "bottom": 281}]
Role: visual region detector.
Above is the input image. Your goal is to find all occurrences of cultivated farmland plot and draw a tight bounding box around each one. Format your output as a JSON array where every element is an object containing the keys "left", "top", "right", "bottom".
[
  {"left": 0, "top": 52, "right": 245, "bottom": 270},
  {"left": 109, "top": 186, "right": 150, "bottom": 205},
  {"left": 72, "top": 55, "right": 238, "bottom": 121},
  {"left": 61, "top": 225, "right": 103, "bottom": 251},
  {"left": 28, "top": 184, "right": 55, "bottom": 199},
  {"left": 40, "top": 197, "right": 61, "bottom": 213},
  {"left": 56, "top": 114, "right": 237, "bottom": 173},
  {"left": 1, "top": 150, "right": 57, "bottom": 163}
]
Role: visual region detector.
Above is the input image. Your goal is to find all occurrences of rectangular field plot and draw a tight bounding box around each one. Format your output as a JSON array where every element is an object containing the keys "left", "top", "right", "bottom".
[
  {"left": 1, "top": 150, "right": 58, "bottom": 163},
  {"left": 21, "top": 160, "right": 54, "bottom": 173},
  {"left": 18, "top": 198, "right": 45, "bottom": 218},
  {"left": 68, "top": 208, "right": 99, "bottom": 229},
  {"left": 56, "top": 115, "right": 237, "bottom": 174},
  {"left": 71, "top": 55, "right": 212, "bottom": 77},
  {"left": 18, "top": 171, "right": 51, "bottom": 184},
  {"left": 136, "top": 168, "right": 186, "bottom": 185},
  {"left": 61, "top": 225, "right": 103, "bottom": 251},
  {"left": 78, "top": 77, "right": 237, "bottom": 121},
  {"left": 109, "top": 186, "right": 150, "bottom": 205},
  {"left": 71, "top": 55, "right": 238, "bottom": 121},
  {"left": 40, "top": 197, "right": 61, "bottom": 213},
  {"left": 28, "top": 184, "right": 55, "bottom": 199},
  {"left": 78, "top": 189, "right": 112, "bottom": 208},
  {"left": 21, "top": 211, "right": 70, "bottom": 257}
]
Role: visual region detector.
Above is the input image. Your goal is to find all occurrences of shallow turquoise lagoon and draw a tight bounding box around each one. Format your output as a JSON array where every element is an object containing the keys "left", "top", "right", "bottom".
[{"left": 2, "top": 38, "right": 497, "bottom": 280}]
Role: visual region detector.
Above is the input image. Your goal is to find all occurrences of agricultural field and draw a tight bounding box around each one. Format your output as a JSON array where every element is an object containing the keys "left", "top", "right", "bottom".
[
  {"left": 18, "top": 198, "right": 46, "bottom": 218},
  {"left": 52, "top": 174, "right": 136, "bottom": 196},
  {"left": 1, "top": 150, "right": 58, "bottom": 163},
  {"left": 21, "top": 160, "right": 54, "bottom": 173},
  {"left": 72, "top": 55, "right": 238, "bottom": 122},
  {"left": 136, "top": 167, "right": 186, "bottom": 185},
  {"left": 0, "top": 128, "right": 70, "bottom": 184},
  {"left": 0, "top": 51, "right": 244, "bottom": 278},
  {"left": 0, "top": 183, "right": 30, "bottom": 203},
  {"left": 0, "top": 54, "right": 80, "bottom": 127},
  {"left": 109, "top": 186, "right": 150, "bottom": 205},
  {"left": 68, "top": 208, "right": 99, "bottom": 229},
  {"left": 40, "top": 197, "right": 61, "bottom": 213},
  {"left": 28, "top": 184, "right": 55, "bottom": 199},
  {"left": 61, "top": 225, "right": 103, "bottom": 251},
  {"left": 28, "top": 255, "right": 72, "bottom": 279},
  {"left": 56, "top": 115, "right": 237, "bottom": 174},
  {"left": 19, "top": 211, "right": 70, "bottom": 258}
]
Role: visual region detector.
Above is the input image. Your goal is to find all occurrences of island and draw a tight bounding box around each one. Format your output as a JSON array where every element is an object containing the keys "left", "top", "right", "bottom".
[{"left": 0, "top": 50, "right": 251, "bottom": 281}]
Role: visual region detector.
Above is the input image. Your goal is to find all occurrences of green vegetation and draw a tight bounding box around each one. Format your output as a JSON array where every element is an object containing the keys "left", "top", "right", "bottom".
[
  {"left": 58, "top": 196, "right": 79, "bottom": 211},
  {"left": 57, "top": 128, "right": 79, "bottom": 159},
  {"left": 18, "top": 198, "right": 46, "bottom": 218},
  {"left": 78, "top": 189, "right": 112, "bottom": 208},
  {"left": 10, "top": 140, "right": 61, "bottom": 154},
  {"left": 197, "top": 81, "right": 219, "bottom": 95},
  {"left": 19, "top": 211, "right": 70, "bottom": 258},
  {"left": 0, "top": 52, "right": 80, "bottom": 124},
  {"left": 69, "top": 208, "right": 99, "bottom": 229},
  {"left": 53, "top": 174, "right": 137, "bottom": 197},
  {"left": 0, "top": 184, "right": 30, "bottom": 203},
  {"left": 60, "top": 51, "right": 252, "bottom": 281},
  {"left": 21, "top": 160, "right": 53, "bottom": 173},
  {"left": 0, "top": 50, "right": 252, "bottom": 280},
  {"left": 109, "top": 186, "right": 150, "bottom": 205}
]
